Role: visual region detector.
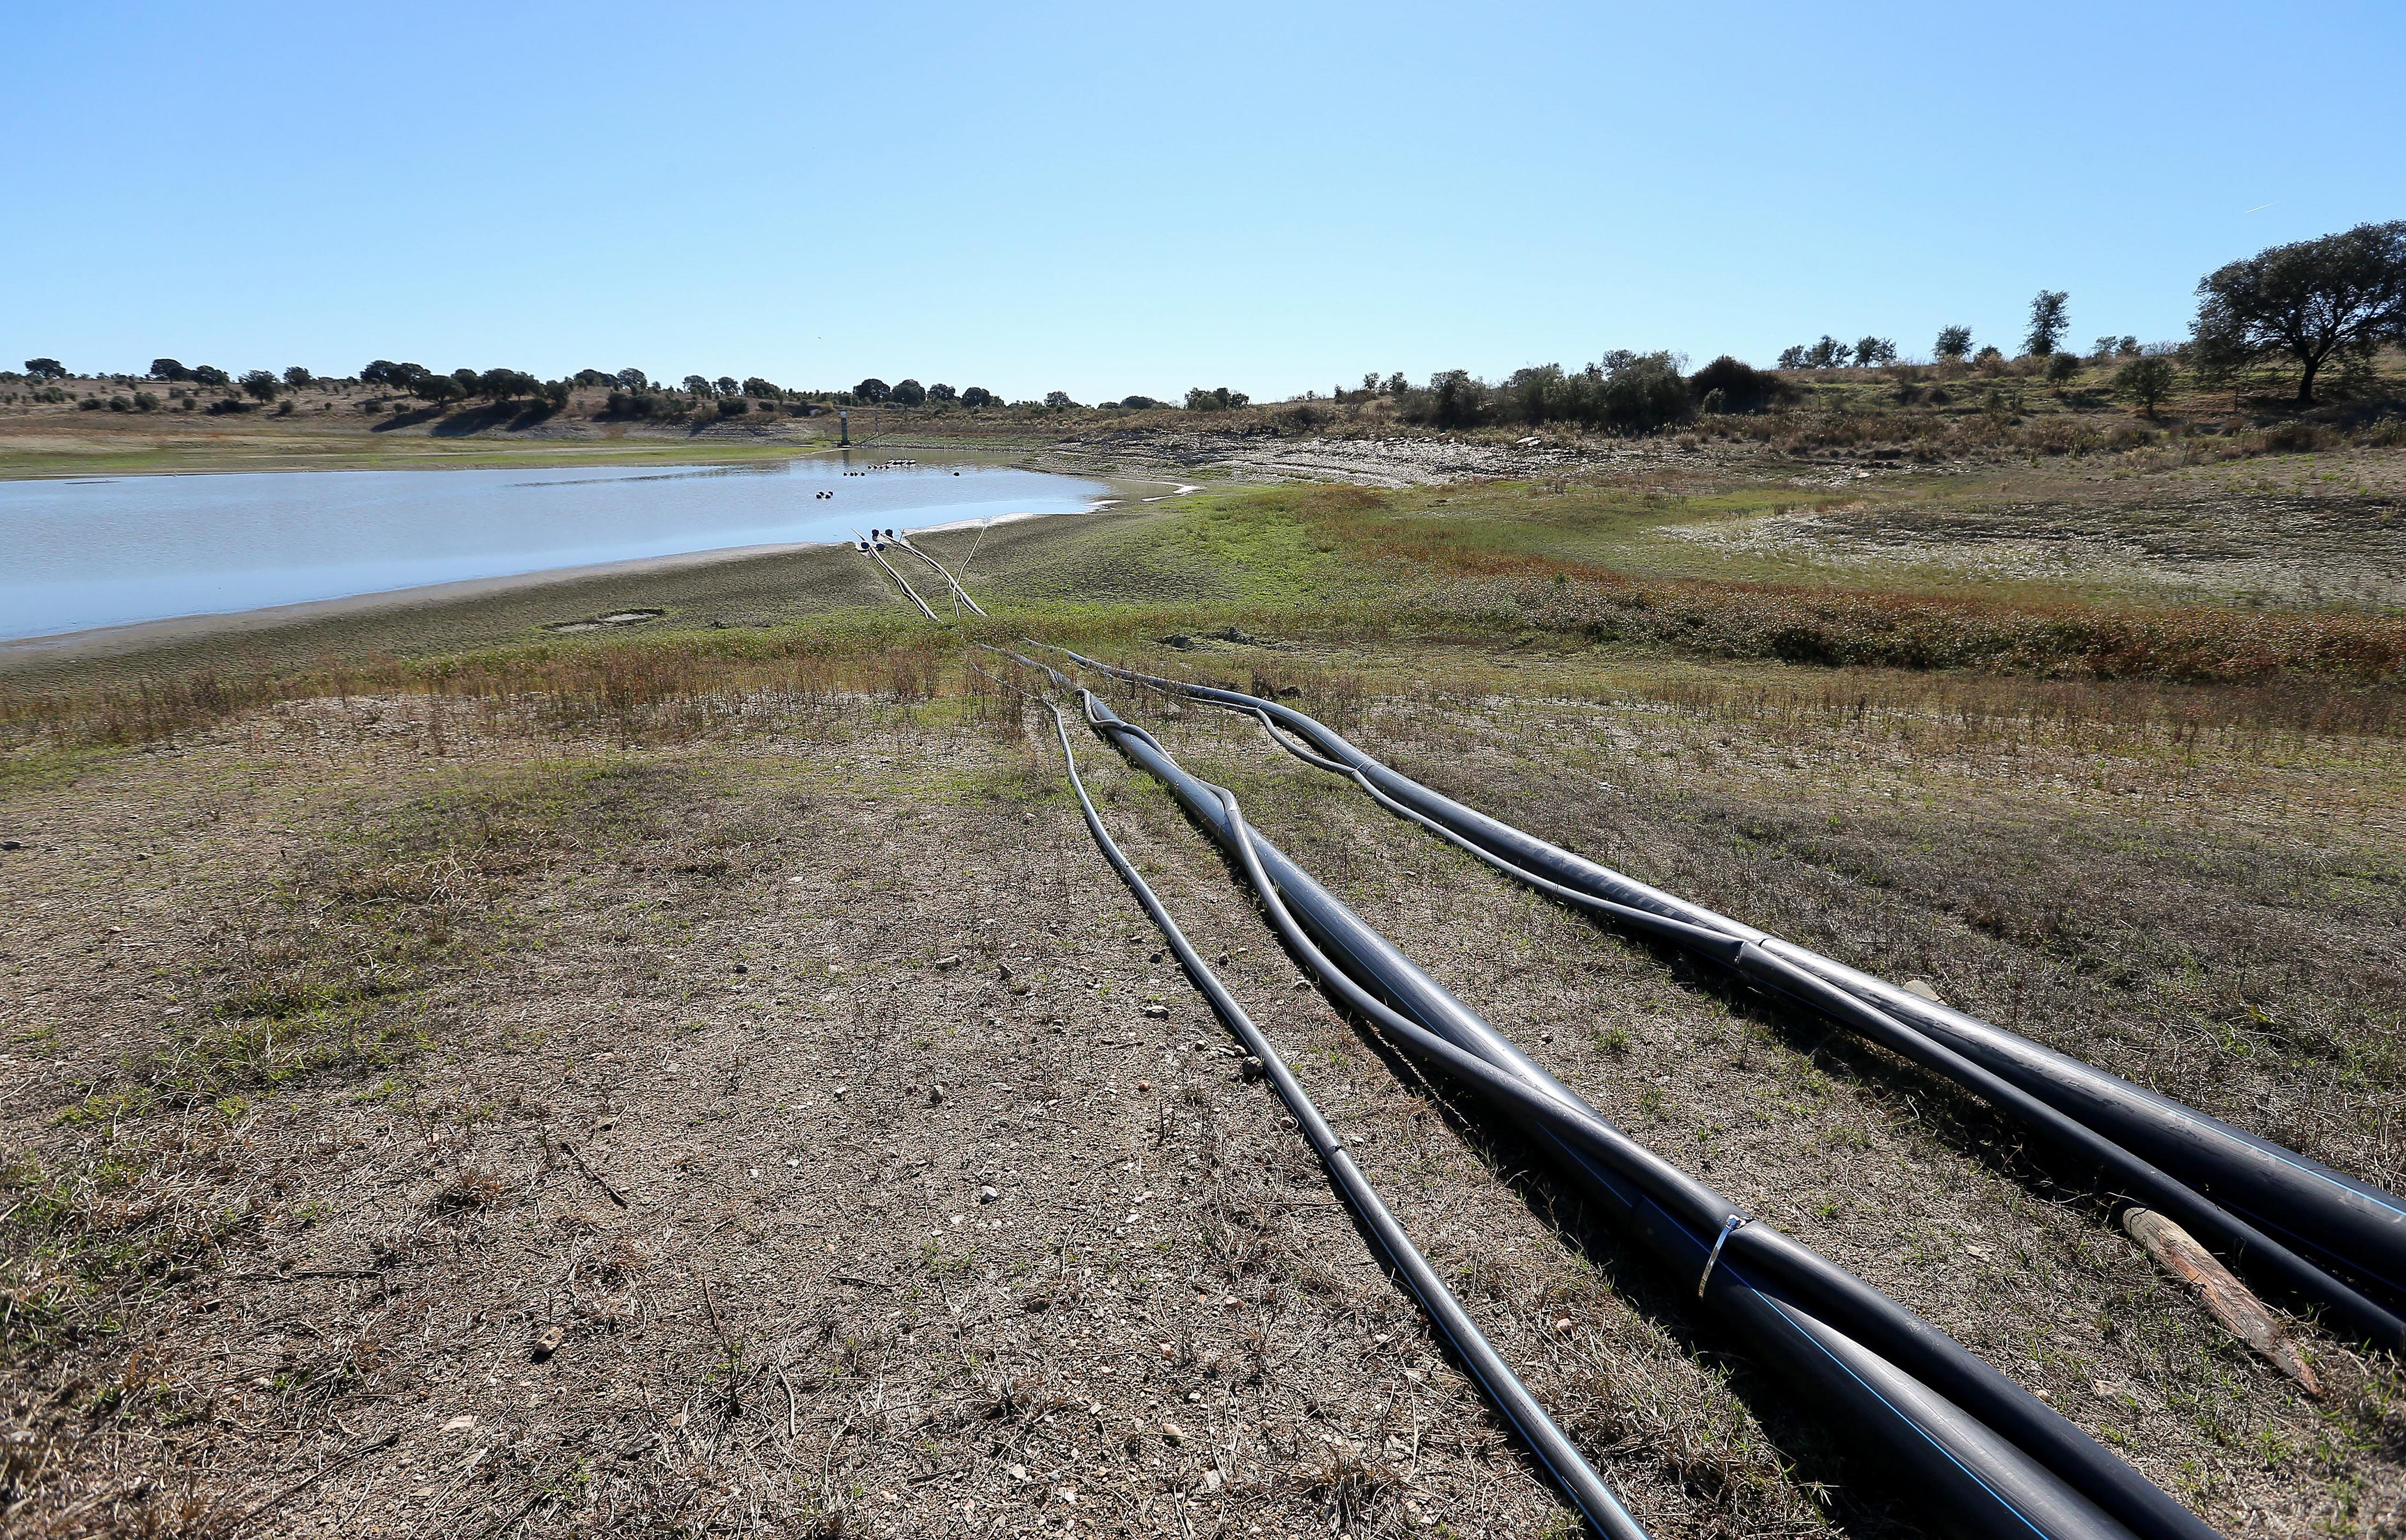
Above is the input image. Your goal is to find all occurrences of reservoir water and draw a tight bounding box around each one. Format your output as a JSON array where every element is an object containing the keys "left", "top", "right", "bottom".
[{"left": 0, "top": 455, "right": 1106, "bottom": 641}]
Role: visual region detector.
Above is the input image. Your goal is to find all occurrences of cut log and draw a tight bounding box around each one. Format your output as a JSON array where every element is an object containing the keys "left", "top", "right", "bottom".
[{"left": 2123, "top": 1207, "right": 2322, "bottom": 1396}]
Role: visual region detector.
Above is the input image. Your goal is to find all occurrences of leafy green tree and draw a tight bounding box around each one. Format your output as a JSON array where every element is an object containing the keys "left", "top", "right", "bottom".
[
  {"left": 615, "top": 368, "right": 650, "bottom": 392},
  {"left": 1690, "top": 356, "right": 1781, "bottom": 413},
  {"left": 190, "top": 364, "right": 230, "bottom": 387},
  {"left": 283, "top": 366, "right": 314, "bottom": 390},
  {"left": 891, "top": 379, "right": 927, "bottom": 407},
  {"left": 1044, "top": 391, "right": 1076, "bottom": 409},
  {"left": 573, "top": 368, "right": 615, "bottom": 387},
  {"left": 1933, "top": 326, "right": 1973, "bottom": 361},
  {"left": 927, "top": 382, "right": 957, "bottom": 403},
  {"left": 150, "top": 358, "right": 191, "bottom": 381},
  {"left": 478, "top": 368, "right": 539, "bottom": 399},
  {"left": 959, "top": 385, "right": 995, "bottom": 409},
  {"left": 239, "top": 369, "right": 279, "bottom": 401},
  {"left": 2115, "top": 355, "right": 2178, "bottom": 417},
  {"left": 742, "top": 377, "right": 779, "bottom": 399},
  {"left": 714, "top": 376, "right": 739, "bottom": 398},
  {"left": 2025, "top": 290, "right": 2070, "bottom": 356},
  {"left": 1183, "top": 386, "right": 1250, "bottom": 411},
  {"left": 1425, "top": 371, "right": 1482, "bottom": 427},
  {"left": 2045, "top": 351, "right": 2080, "bottom": 385},
  {"left": 1804, "top": 336, "right": 1848, "bottom": 370},
  {"left": 683, "top": 374, "right": 713, "bottom": 396},
  {"left": 413, "top": 373, "right": 464, "bottom": 405},
  {"left": 24, "top": 358, "right": 66, "bottom": 379},
  {"left": 854, "top": 378, "right": 891, "bottom": 403},
  {"left": 2192, "top": 221, "right": 2406, "bottom": 403},
  {"left": 1854, "top": 336, "right": 1897, "bottom": 367}
]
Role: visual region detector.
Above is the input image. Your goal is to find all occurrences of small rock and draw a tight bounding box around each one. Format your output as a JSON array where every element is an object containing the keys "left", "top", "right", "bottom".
[
  {"left": 1149, "top": 950, "right": 1163, "bottom": 964},
  {"left": 1290, "top": 977, "right": 1311, "bottom": 991},
  {"left": 1161, "top": 1422, "right": 1186, "bottom": 1445},
  {"left": 978, "top": 1185, "right": 999, "bottom": 1204},
  {"left": 1008, "top": 1464, "right": 1028, "bottom": 1481},
  {"left": 934, "top": 955, "right": 961, "bottom": 971},
  {"left": 997, "top": 963, "right": 1014, "bottom": 981},
  {"left": 1202, "top": 1468, "right": 1223, "bottom": 1492},
  {"left": 832, "top": 1086, "right": 847, "bottom": 1099},
  {"left": 441, "top": 1414, "right": 477, "bottom": 1432},
  {"left": 0, "top": 840, "right": 20, "bottom": 851},
  {"left": 1553, "top": 1317, "right": 1574, "bottom": 1333},
  {"left": 928, "top": 1084, "right": 945, "bottom": 1106},
  {"left": 1901, "top": 978, "right": 1945, "bottom": 1005},
  {"left": 1240, "top": 1056, "right": 1266, "bottom": 1081},
  {"left": 1135, "top": 1080, "right": 1152, "bottom": 1093},
  {"left": 533, "top": 1325, "right": 565, "bottom": 1360},
  {"left": 732, "top": 963, "right": 748, "bottom": 974},
  {"left": 1142, "top": 1004, "right": 1169, "bottom": 1020}
]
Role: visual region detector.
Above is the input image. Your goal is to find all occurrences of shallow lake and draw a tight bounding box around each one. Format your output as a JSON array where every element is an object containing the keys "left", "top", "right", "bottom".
[{"left": 0, "top": 454, "right": 1106, "bottom": 641}]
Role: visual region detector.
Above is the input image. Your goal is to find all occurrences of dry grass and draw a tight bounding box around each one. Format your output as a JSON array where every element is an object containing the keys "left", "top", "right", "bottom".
[{"left": 3, "top": 637, "right": 2398, "bottom": 1537}]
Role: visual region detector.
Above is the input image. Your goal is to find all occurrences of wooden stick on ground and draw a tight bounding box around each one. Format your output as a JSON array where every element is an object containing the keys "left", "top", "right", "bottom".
[{"left": 2123, "top": 1207, "right": 2323, "bottom": 1396}]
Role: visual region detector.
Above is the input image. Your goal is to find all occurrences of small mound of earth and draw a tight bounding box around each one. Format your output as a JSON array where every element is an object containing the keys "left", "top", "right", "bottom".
[
  {"left": 1157, "top": 626, "right": 1273, "bottom": 652},
  {"left": 548, "top": 609, "right": 665, "bottom": 633}
]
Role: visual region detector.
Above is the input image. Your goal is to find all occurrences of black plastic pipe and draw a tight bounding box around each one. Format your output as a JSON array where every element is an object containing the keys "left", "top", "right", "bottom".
[
  {"left": 893, "top": 535, "right": 990, "bottom": 618},
  {"left": 1011, "top": 662, "right": 2217, "bottom": 1540},
  {"left": 853, "top": 530, "right": 941, "bottom": 620},
  {"left": 1061, "top": 650, "right": 2406, "bottom": 1334},
  {"left": 1035, "top": 690, "right": 1649, "bottom": 1539}
]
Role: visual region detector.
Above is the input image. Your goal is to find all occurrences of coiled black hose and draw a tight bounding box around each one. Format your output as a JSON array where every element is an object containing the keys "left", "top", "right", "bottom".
[
  {"left": 1057, "top": 648, "right": 2406, "bottom": 1346},
  {"left": 1007, "top": 669, "right": 1649, "bottom": 1539},
  {"left": 998, "top": 652, "right": 2220, "bottom": 1540}
]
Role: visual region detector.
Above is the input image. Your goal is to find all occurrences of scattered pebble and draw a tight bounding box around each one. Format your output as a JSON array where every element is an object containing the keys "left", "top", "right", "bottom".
[
  {"left": 1239, "top": 1056, "right": 1266, "bottom": 1081},
  {"left": 978, "top": 1185, "right": 999, "bottom": 1204},
  {"left": 934, "top": 955, "right": 962, "bottom": 971},
  {"left": 1161, "top": 1422, "right": 1186, "bottom": 1445},
  {"left": 1553, "top": 1317, "right": 1574, "bottom": 1333},
  {"left": 1142, "top": 1004, "right": 1169, "bottom": 1019},
  {"left": 1135, "top": 1080, "right": 1152, "bottom": 1093},
  {"left": 533, "top": 1325, "right": 565, "bottom": 1359},
  {"left": 441, "top": 1415, "right": 476, "bottom": 1432}
]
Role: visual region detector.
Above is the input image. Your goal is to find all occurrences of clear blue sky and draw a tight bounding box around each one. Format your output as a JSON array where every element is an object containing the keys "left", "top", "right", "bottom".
[{"left": 6, "top": 1, "right": 2401, "bottom": 403}]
